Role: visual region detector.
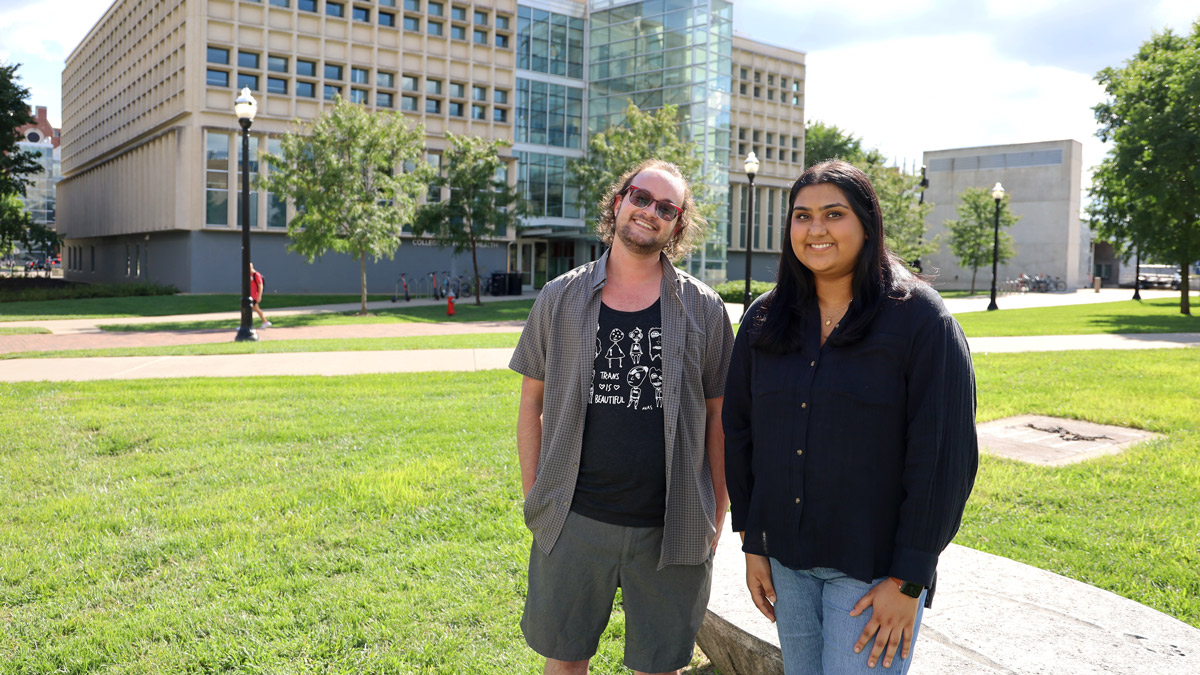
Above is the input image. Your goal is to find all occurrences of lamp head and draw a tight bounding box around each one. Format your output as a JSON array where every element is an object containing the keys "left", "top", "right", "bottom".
[
  {"left": 744, "top": 151, "right": 760, "bottom": 178},
  {"left": 234, "top": 87, "right": 258, "bottom": 122},
  {"left": 991, "top": 182, "right": 1005, "bottom": 201}
]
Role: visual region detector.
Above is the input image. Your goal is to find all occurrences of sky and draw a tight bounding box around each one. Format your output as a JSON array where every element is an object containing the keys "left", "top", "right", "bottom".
[{"left": 1, "top": 0, "right": 1197, "bottom": 182}]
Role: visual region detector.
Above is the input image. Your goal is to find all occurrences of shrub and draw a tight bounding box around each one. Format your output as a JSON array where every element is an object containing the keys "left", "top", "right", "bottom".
[
  {"left": 711, "top": 279, "right": 776, "bottom": 304},
  {"left": 0, "top": 281, "right": 178, "bottom": 303}
]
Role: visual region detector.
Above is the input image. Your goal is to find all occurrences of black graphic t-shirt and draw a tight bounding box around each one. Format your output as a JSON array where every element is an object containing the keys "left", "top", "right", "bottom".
[{"left": 571, "top": 299, "right": 667, "bottom": 527}]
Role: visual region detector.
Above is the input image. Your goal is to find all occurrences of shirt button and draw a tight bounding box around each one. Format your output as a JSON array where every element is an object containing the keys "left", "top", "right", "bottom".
[
  {"left": 810, "top": 360, "right": 816, "bottom": 367},
  {"left": 800, "top": 402, "right": 807, "bottom": 409},
  {"left": 796, "top": 448, "right": 803, "bottom": 456},
  {"left": 795, "top": 497, "right": 801, "bottom": 504}
]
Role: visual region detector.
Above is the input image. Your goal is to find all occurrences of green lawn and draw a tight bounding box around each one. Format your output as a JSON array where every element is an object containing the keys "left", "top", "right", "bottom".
[
  {"left": 99, "top": 299, "right": 537, "bottom": 332},
  {"left": 0, "top": 326, "right": 50, "bottom": 335},
  {"left": 2, "top": 350, "right": 1197, "bottom": 673},
  {"left": 0, "top": 294, "right": 393, "bottom": 322},
  {"left": 954, "top": 297, "right": 1200, "bottom": 336},
  {"left": 1, "top": 333, "right": 522, "bottom": 360}
]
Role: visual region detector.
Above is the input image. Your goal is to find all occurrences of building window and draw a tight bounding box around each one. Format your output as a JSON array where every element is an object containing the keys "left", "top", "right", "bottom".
[
  {"left": 379, "top": 11, "right": 396, "bottom": 26},
  {"left": 403, "top": 16, "right": 420, "bottom": 31},
  {"left": 350, "top": 88, "right": 368, "bottom": 104},
  {"left": 326, "top": 2, "right": 344, "bottom": 18},
  {"left": 493, "top": 89, "right": 507, "bottom": 104},
  {"left": 493, "top": 108, "right": 507, "bottom": 123},
  {"left": 425, "top": 98, "right": 441, "bottom": 114},
  {"left": 205, "top": 131, "right": 229, "bottom": 226},
  {"left": 450, "top": 5, "right": 466, "bottom": 21},
  {"left": 449, "top": 82, "right": 465, "bottom": 98},
  {"left": 472, "top": 85, "right": 486, "bottom": 101},
  {"left": 207, "top": 47, "right": 229, "bottom": 64},
  {"left": 266, "top": 137, "right": 287, "bottom": 229},
  {"left": 351, "top": 67, "right": 369, "bottom": 84},
  {"left": 495, "top": 33, "right": 508, "bottom": 48},
  {"left": 268, "top": 55, "right": 288, "bottom": 73},
  {"left": 267, "top": 77, "right": 288, "bottom": 94},
  {"left": 270, "top": 0, "right": 290, "bottom": 6},
  {"left": 448, "top": 101, "right": 463, "bottom": 117},
  {"left": 450, "top": 24, "right": 465, "bottom": 40},
  {"left": 401, "top": 95, "right": 418, "bottom": 111},
  {"left": 380, "top": 0, "right": 395, "bottom": 5},
  {"left": 236, "top": 74, "right": 258, "bottom": 92},
  {"left": 473, "top": 28, "right": 487, "bottom": 44},
  {"left": 426, "top": 78, "right": 442, "bottom": 95},
  {"left": 474, "top": 9, "right": 487, "bottom": 25},
  {"left": 401, "top": 75, "right": 418, "bottom": 91},
  {"left": 403, "top": 0, "right": 419, "bottom": 10},
  {"left": 296, "top": 81, "right": 316, "bottom": 98},
  {"left": 298, "top": 0, "right": 316, "bottom": 10},
  {"left": 428, "top": 1, "right": 442, "bottom": 16},
  {"left": 378, "top": 71, "right": 395, "bottom": 88},
  {"left": 471, "top": 104, "right": 485, "bottom": 120},
  {"left": 378, "top": 92, "right": 394, "bottom": 108},
  {"left": 496, "top": 15, "right": 509, "bottom": 30},
  {"left": 325, "top": 64, "right": 343, "bottom": 80},
  {"left": 206, "top": 69, "right": 229, "bottom": 87},
  {"left": 353, "top": 6, "right": 370, "bottom": 22},
  {"left": 238, "top": 51, "right": 259, "bottom": 69},
  {"left": 428, "top": 21, "right": 443, "bottom": 36},
  {"left": 297, "top": 59, "right": 317, "bottom": 77},
  {"left": 324, "top": 84, "right": 342, "bottom": 100}
]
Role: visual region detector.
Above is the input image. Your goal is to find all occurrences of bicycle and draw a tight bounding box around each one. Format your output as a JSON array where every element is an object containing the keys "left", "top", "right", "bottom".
[
  {"left": 390, "top": 272, "right": 411, "bottom": 302},
  {"left": 429, "top": 271, "right": 442, "bottom": 300},
  {"left": 455, "top": 273, "right": 473, "bottom": 298}
]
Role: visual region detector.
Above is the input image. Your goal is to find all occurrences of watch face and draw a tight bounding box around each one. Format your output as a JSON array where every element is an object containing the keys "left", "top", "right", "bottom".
[{"left": 899, "top": 581, "right": 923, "bottom": 598}]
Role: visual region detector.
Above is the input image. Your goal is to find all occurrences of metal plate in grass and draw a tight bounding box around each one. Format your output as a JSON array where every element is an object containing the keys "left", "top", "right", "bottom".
[{"left": 977, "top": 415, "right": 1162, "bottom": 466}]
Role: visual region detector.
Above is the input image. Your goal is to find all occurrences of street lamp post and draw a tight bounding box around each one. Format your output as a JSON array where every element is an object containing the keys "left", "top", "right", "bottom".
[
  {"left": 987, "top": 182, "right": 1005, "bottom": 311},
  {"left": 743, "top": 151, "right": 760, "bottom": 313},
  {"left": 234, "top": 87, "right": 259, "bottom": 342},
  {"left": 914, "top": 164, "right": 930, "bottom": 273},
  {"left": 1132, "top": 246, "right": 1142, "bottom": 300}
]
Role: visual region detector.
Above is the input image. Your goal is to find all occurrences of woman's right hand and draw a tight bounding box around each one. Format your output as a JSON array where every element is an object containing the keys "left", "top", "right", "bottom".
[{"left": 745, "top": 553, "right": 777, "bottom": 622}]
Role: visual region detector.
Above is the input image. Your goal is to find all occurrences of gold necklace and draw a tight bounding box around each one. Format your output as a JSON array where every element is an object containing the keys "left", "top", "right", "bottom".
[{"left": 822, "top": 300, "right": 851, "bottom": 327}]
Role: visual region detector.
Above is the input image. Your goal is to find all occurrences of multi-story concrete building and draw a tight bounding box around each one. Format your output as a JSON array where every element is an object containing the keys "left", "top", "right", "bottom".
[
  {"left": 13, "top": 105, "right": 62, "bottom": 235},
  {"left": 921, "top": 139, "right": 1088, "bottom": 292},
  {"left": 58, "top": 0, "right": 804, "bottom": 292}
]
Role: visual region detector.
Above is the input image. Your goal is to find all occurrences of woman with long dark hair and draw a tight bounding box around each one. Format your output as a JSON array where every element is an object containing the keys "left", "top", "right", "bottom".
[{"left": 723, "top": 160, "right": 978, "bottom": 674}]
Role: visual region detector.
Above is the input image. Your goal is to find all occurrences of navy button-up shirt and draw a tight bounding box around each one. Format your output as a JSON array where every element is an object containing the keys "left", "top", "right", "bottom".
[{"left": 723, "top": 284, "right": 977, "bottom": 590}]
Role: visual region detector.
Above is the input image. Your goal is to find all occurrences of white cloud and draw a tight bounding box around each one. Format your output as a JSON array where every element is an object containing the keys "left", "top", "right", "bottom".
[
  {"left": 735, "top": 0, "right": 940, "bottom": 26},
  {"left": 803, "top": 34, "right": 1108, "bottom": 181},
  {"left": 1152, "top": 0, "right": 1199, "bottom": 31}
]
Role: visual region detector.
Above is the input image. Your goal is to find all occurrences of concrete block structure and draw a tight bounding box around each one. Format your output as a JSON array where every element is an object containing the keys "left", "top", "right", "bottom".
[
  {"left": 921, "top": 140, "right": 1087, "bottom": 292},
  {"left": 57, "top": 0, "right": 805, "bottom": 292}
]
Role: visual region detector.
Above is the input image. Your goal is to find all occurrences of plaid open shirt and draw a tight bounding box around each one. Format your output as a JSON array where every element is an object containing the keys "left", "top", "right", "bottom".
[{"left": 510, "top": 249, "right": 735, "bottom": 568}]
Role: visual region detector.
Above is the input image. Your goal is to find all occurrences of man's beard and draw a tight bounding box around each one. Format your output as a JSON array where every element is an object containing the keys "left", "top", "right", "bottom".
[{"left": 617, "top": 220, "right": 672, "bottom": 256}]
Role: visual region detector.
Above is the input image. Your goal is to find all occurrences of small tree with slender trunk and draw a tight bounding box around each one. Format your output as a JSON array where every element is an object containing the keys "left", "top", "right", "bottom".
[
  {"left": 260, "top": 97, "right": 433, "bottom": 314},
  {"left": 411, "top": 133, "right": 524, "bottom": 306},
  {"left": 945, "top": 187, "right": 1019, "bottom": 294}
]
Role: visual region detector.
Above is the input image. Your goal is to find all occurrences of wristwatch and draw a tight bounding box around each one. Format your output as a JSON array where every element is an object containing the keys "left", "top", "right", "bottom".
[{"left": 895, "top": 578, "right": 924, "bottom": 599}]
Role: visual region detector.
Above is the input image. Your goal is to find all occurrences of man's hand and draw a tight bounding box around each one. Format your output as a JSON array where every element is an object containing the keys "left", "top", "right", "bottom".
[
  {"left": 745, "top": 553, "right": 776, "bottom": 622},
  {"left": 849, "top": 578, "right": 919, "bottom": 668}
]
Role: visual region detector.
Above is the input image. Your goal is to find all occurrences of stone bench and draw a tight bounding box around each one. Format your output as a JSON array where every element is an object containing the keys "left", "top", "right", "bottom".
[{"left": 697, "top": 520, "right": 1200, "bottom": 674}]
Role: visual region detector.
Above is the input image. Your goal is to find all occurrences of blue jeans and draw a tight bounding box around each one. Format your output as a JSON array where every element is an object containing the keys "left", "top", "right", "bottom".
[{"left": 769, "top": 559, "right": 927, "bottom": 674}]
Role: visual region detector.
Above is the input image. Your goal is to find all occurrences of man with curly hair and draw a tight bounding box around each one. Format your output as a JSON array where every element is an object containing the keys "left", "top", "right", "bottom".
[{"left": 510, "top": 159, "right": 735, "bottom": 675}]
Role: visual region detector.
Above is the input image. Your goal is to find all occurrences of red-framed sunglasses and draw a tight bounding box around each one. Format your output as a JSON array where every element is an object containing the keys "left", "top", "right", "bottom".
[{"left": 623, "top": 185, "right": 684, "bottom": 222}]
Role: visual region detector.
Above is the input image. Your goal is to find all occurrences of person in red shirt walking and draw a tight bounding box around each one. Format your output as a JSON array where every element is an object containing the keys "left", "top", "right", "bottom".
[{"left": 249, "top": 262, "right": 271, "bottom": 328}]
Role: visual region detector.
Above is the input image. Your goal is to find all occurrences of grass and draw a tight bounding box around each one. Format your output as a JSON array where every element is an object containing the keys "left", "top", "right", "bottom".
[
  {"left": 0, "top": 326, "right": 50, "bottom": 335},
  {"left": 1, "top": 333, "right": 522, "bottom": 360},
  {"left": 99, "top": 299, "right": 537, "bottom": 332},
  {"left": 1, "top": 349, "right": 1198, "bottom": 673},
  {"left": 0, "top": 294, "right": 393, "bottom": 322},
  {"left": 954, "top": 297, "right": 1200, "bottom": 336}
]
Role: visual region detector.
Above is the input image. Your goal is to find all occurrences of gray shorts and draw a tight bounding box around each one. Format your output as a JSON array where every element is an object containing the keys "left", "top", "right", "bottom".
[{"left": 521, "top": 510, "right": 713, "bottom": 673}]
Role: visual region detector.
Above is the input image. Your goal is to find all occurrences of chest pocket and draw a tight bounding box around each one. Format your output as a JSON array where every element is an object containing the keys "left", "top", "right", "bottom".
[{"left": 824, "top": 333, "right": 907, "bottom": 407}]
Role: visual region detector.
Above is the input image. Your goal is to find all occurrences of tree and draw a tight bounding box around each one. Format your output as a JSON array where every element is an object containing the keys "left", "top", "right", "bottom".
[
  {"left": 0, "top": 192, "right": 31, "bottom": 272},
  {"left": 864, "top": 164, "right": 938, "bottom": 270},
  {"left": 1090, "top": 24, "right": 1200, "bottom": 315},
  {"left": 567, "top": 103, "right": 708, "bottom": 223},
  {"left": 803, "top": 120, "right": 885, "bottom": 169},
  {"left": 944, "top": 188, "right": 1019, "bottom": 294},
  {"left": 261, "top": 97, "right": 433, "bottom": 314},
  {"left": 0, "top": 62, "right": 40, "bottom": 198},
  {"left": 411, "top": 133, "right": 524, "bottom": 305}
]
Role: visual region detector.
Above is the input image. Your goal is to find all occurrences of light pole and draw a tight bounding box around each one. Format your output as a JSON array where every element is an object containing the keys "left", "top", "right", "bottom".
[
  {"left": 987, "top": 182, "right": 1004, "bottom": 311},
  {"left": 1132, "top": 246, "right": 1142, "bottom": 300},
  {"left": 914, "top": 164, "right": 929, "bottom": 273},
  {"left": 742, "top": 151, "right": 759, "bottom": 313},
  {"left": 234, "top": 87, "right": 259, "bottom": 342}
]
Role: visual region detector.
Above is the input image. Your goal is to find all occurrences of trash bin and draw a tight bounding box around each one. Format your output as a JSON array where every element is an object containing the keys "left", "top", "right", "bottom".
[
  {"left": 507, "top": 271, "right": 523, "bottom": 295},
  {"left": 491, "top": 271, "right": 507, "bottom": 297}
]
